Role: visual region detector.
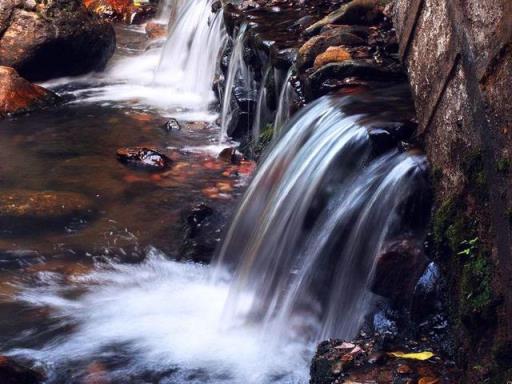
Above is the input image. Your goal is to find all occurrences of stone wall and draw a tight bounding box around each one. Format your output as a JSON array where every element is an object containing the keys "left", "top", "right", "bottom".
[{"left": 393, "top": 0, "right": 512, "bottom": 381}]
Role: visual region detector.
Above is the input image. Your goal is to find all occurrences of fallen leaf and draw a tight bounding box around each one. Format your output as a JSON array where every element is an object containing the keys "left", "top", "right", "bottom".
[{"left": 388, "top": 351, "right": 435, "bottom": 360}]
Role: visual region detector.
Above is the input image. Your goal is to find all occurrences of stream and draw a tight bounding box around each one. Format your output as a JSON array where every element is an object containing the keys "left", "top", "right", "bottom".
[{"left": 0, "top": 2, "right": 430, "bottom": 384}]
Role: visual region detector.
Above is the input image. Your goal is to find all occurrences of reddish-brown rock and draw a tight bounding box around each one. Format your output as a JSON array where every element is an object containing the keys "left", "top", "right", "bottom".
[
  {"left": 313, "top": 46, "right": 352, "bottom": 69},
  {"left": 0, "top": 0, "right": 115, "bottom": 81},
  {"left": 146, "top": 21, "right": 168, "bottom": 39},
  {"left": 0, "top": 66, "right": 60, "bottom": 118},
  {"left": 84, "top": 0, "right": 156, "bottom": 24}
]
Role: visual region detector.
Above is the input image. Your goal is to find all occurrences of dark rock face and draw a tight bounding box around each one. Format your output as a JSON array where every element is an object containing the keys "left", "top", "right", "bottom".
[
  {"left": 0, "top": 0, "right": 115, "bottom": 81},
  {"left": 393, "top": 0, "right": 512, "bottom": 381},
  {"left": 0, "top": 356, "right": 44, "bottom": 384},
  {"left": 371, "top": 238, "right": 428, "bottom": 304},
  {"left": 116, "top": 147, "right": 171, "bottom": 171},
  {"left": 0, "top": 66, "right": 60, "bottom": 118}
]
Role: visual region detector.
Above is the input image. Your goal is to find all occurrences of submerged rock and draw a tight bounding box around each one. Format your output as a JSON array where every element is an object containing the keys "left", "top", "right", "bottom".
[
  {"left": 162, "top": 118, "right": 182, "bottom": 132},
  {"left": 0, "top": 356, "right": 44, "bottom": 384},
  {"left": 0, "top": 66, "right": 60, "bottom": 118},
  {"left": 0, "top": 0, "right": 115, "bottom": 81},
  {"left": 0, "top": 190, "right": 95, "bottom": 230},
  {"left": 146, "top": 21, "right": 168, "bottom": 39},
  {"left": 180, "top": 203, "right": 225, "bottom": 263},
  {"left": 117, "top": 147, "right": 171, "bottom": 171},
  {"left": 218, "top": 147, "right": 244, "bottom": 165}
]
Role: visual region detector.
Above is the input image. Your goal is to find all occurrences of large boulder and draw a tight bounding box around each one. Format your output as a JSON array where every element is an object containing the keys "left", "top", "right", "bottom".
[
  {"left": 0, "top": 0, "right": 116, "bottom": 81},
  {"left": 0, "top": 66, "right": 60, "bottom": 118}
]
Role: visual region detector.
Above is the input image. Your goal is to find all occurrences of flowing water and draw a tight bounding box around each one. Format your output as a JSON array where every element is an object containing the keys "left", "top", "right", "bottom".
[{"left": 0, "top": 2, "right": 428, "bottom": 384}]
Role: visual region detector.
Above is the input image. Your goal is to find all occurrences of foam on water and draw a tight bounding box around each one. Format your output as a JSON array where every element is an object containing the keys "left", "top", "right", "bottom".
[{"left": 9, "top": 251, "right": 311, "bottom": 383}]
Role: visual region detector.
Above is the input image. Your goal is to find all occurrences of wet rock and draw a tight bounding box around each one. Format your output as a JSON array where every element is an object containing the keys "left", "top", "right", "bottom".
[
  {"left": 0, "top": 66, "right": 60, "bottom": 118},
  {"left": 84, "top": 0, "right": 156, "bottom": 24},
  {"left": 313, "top": 46, "right": 352, "bottom": 69},
  {"left": 145, "top": 21, "right": 168, "bottom": 39},
  {"left": 218, "top": 148, "right": 244, "bottom": 165},
  {"left": 307, "top": 60, "right": 405, "bottom": 99},
  {"left": 0, "top": 190, "right": 95, "bottom": 231},
  {"left": 116, "top": 146, "right": 171, "bottom": 170},
  {"left": 180, "top": 203, "right": 225, "bottom": 263},
  {"left": 0, "top": 356, "right": 44, "bottom": 384},
  {"left": 369, "top": 127, "right": 395, "bottom": 155},
  {"left": 297, "top": 25, "right": 368, "bottom": 71},
  {"left": 162, "top": 118, "right": 182, "bottom": 132},
  {"left": 270, "top": 47, "right": 298, "bottom": 70},
  {"left": 0, "top": 0, "right": 115, "bottom": 81},
  {"left": 371, "top": 238, "right": 428, "bottom": 304},
  {"left": 411, "top": 262, "right": 443, "bottom": 322},
  {"left": 305, "top": 0, "right": 384, "bottom": 37}
]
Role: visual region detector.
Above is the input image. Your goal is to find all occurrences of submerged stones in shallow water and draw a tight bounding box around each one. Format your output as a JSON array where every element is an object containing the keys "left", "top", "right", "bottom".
[
  {"left": 0, "top": 66, "right": 60, "bottom": 118},
  {"left": 218, "top": 147, "right": 244, "bottom": 165},
  {"left": 146, "top": 21, "right": 168, "bottom": 40},
  {"left": 0, "top": 356, "right": 44, "bottom": 384},
  {"left": 0, "top": 190, "right": 95, "bottom": 231},
  {"left": 116, "top": 147, "right": 171, "bottom": 171}
]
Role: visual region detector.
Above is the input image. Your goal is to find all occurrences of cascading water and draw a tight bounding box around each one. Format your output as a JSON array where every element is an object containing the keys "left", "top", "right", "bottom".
[
  {"left": 220, "top": 24, "right": 255, "bottom": 142},
  {"left": 272, "top": 68, "right": 295, "bottom": 137},
  {"left": 251, "top": 66, "right": 272, "bottom": 145},
  {"left": 43, "top": 0, "right": 223, "bottom": 116},
  {"left": 155, "top": 0, "right": 224, "bottom": 104},
  {"left": 216, "top": 95, "right": 429, "bottom": 341},
  {"left": 3, "top": 91, "right": 428, "bottom": 383}
]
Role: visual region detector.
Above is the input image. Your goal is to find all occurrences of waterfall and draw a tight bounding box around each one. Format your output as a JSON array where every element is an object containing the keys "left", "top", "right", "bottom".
[
  {"left": 272, "top": 68, "right": 295, "bottom": 138},
  {"left": 220, "top": 24, "right": 254, "bottom": 142},
  {"left": 155, "top": 0, "right": 181, "bottom": 23},
  {"left": 155, "top": 0, "right": 224, "bottom": 107},
  {"left": 251, "top": 66, "right": 272, "bottom": 146},
  {"left": 215, "top": 95, "right": 428, "bottom": 341}
]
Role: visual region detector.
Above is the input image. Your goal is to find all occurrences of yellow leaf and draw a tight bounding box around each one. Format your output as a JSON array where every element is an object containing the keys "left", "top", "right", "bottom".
[{"left": 387, "top": 351, "right": 435, "bottom": 360}]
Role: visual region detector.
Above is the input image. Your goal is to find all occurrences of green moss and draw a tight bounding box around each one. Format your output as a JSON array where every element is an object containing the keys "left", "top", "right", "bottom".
[
  {"left": 459, "top": 250, "right": 495, "bottom": 328},
  {"left": 432, "top": 197, "right": 468, "bottom": 253},
  {"left": 463, "top": 152, "right": 489, "bottom": 200},
  {"left": 496, "top": 157, "right": 511, "bottom": 174}
]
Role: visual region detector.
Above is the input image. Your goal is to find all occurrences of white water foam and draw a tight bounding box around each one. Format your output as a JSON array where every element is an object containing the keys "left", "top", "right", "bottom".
[{"left": 9, "top": 251, "right": 311, "bottom": 383}]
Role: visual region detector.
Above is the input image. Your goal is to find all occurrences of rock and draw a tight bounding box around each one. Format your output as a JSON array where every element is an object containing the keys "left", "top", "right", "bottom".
[
  {"left": 397, "top": 364, "right": 413, "bottom": 374},
  {"left": 411, "top": 262, "right": 442, "bottom": 322},
  {"left": 116, "top": 147, "right": 171, "bottom": 170},
  {"left": 0, "top": 190, "right": 95, "bottom": 230},
  {"left": 369, "top": 127, "right": 395, "bottom": 155},
  {"left": 270, "top": 47, "right": 298, "bottom": 70},
  {"left": 145, "top": 21, "right": 168, "bottom": 39},
  {"left": 297, "top": 25, "right": 368, "bottom": 71},
  {"left": 0, "top": 66, "right": 60, "bottom": 118},
  {"left": 305, "top": 0, "right": 384, "bottom": 37},
  {"left": 313, "top": 46, "right": 352, "bottom": 69},
  {"left": 162, "top": 118, "right": 181, "bottom": 132},
  {"left": 0, "top": 356, "right": 44, "bottom": 384},
  {"left": 307, "top": 60, "right": 405, "bottom": 99},
  {"left": 0, "top": 0, "right": 115, "bottom": 81},
  {"left": 418, "top": 377, "right": 440, "bottom": 384},
  {"left": 371, "top": 238, "right": 428, "bottom": 303},
  {"left": 180, "top": 203, "right": 225, "bottom": 263},
  {"left": 218, "top": 147, "right": 244, "bottom": 165},
  {"left": 84, "top": 0, "right": 156, "bottom": 23}
]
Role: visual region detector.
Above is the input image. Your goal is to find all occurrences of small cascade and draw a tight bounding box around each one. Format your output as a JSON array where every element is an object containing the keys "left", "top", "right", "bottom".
[
  {"left": 155, "top": 0, "right": 224, "bottom": 106},
  {"left": 219, "top": 24, "right": 255, "bottom": 142},
  {"left": 272, "top": 68, "right": 295, "bottom": 138},
  {"left": 251, "top": 66, "right": 272, "bottom": 146},
  {"left": 155, "top": 0, "right": 180, "bottom": 23},
  {"left": 215, "top": 95, "right": 428, "bottom": 341}
]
